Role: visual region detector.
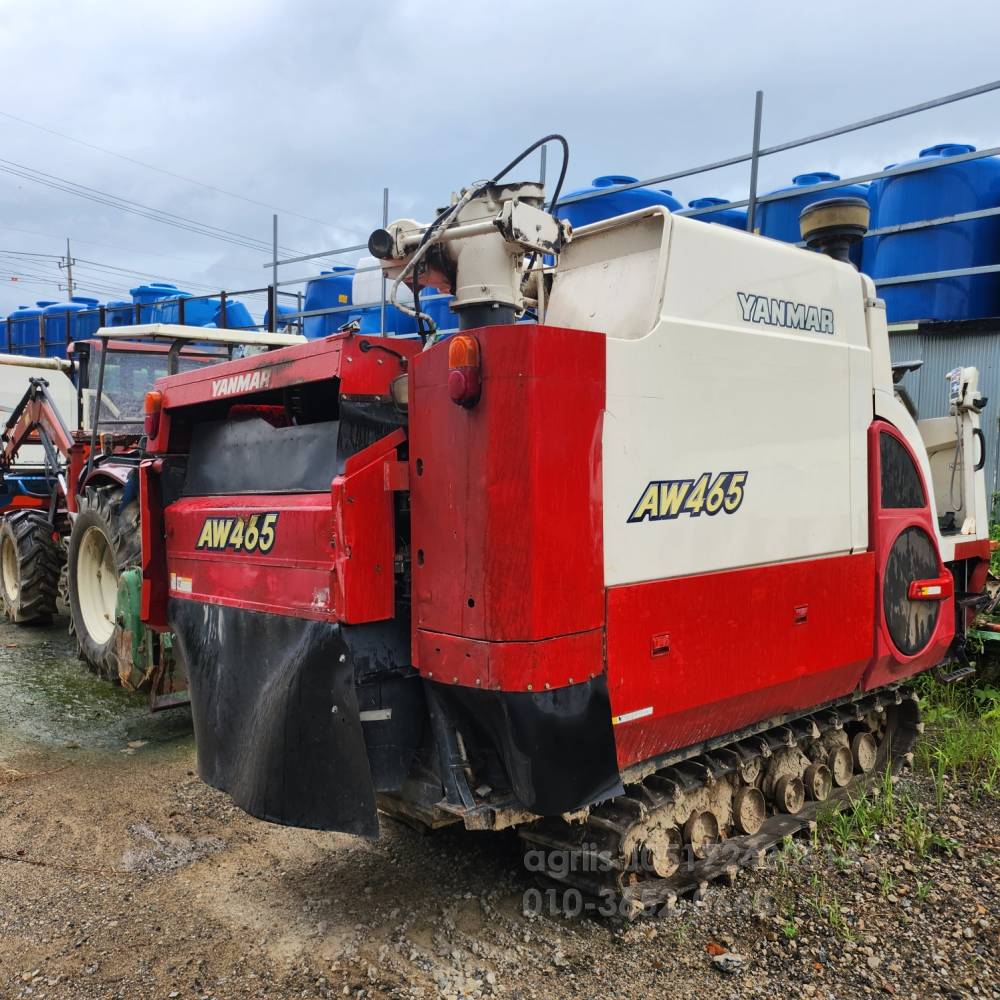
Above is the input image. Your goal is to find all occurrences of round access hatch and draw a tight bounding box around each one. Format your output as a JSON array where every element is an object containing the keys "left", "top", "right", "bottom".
[{"left": 883, "top": 525, "right": 941, "bottom": 656}]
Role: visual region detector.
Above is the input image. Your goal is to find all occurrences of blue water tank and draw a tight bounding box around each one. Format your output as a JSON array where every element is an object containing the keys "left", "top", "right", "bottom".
[
  {"left": 687, "top": 196, "right": 747, "bottom": 230},
  {"left": 42, "top": 301, "right": 91, "bottom": 358},
  {"left": 71, "top": 296, "right": 102, "bottom": 339},
  {"left": 131, "top": 282, "right": 185, "bottom": 322},
  {"left": 105, "top": 300, "right": 135, "bottom": 326},
  {"left": 303, "top": 267, "right": 354, "bottom": 338},
  {"left": 215, "top": 299, "right": 254, "bottom": 330},
  {"left": 557, "top": 175, "right": 683, "bottom": 228},
  {"left": 758, "top": 172, "right": 869, "bottom": 242},
  {"left": 864, "top": 143, "right": 1000, "bottom": 322},
  {"left": 419, "top": 289, "right": 456, "bottom": 335},
  {"left": 150, "top": 291, "right": 192, "bottom": 324},
  {"left": 8, "top": 304, "right": 45, "bottom": 356},
  {"left": 131, "top": 282, "right": 181, "bottom": 304},
  {"left": 263, "top": 303, "right": 298, "bottom": 330}
]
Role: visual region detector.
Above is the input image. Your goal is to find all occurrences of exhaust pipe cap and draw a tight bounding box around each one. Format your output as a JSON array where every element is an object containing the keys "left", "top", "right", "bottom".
[{"left": 799, "top": 196, "right": 870, "bottom": 266}]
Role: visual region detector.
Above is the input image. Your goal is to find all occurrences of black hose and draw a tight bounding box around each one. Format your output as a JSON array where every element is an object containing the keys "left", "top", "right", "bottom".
[
  {"left": 413, "top": 274, "right": 427, "bottom": 343},
  {"left": 399, "top": 135, "right": 571, "bottom": 334},
  {"left": 415, "top": 134, "right": 570, "bottom": 255},
  {"left": 489, "top": 133, "right": 569, "bottom": 211}
]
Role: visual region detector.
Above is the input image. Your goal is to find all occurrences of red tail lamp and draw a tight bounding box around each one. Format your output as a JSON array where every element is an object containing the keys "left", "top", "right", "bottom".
[
  {"left": 144, "top": 390, "right": 163, "bottom": 438},
  {"left": 447, "top": 334, "right": 481, "bottom": 407},
  {"left": 907, "top": 576, "right": 953, "bottom": 601}
]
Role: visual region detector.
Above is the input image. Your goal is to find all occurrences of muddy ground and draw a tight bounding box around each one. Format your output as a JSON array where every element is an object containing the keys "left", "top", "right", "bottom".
[{"left": 0, "top": 617, "right": 997, "bottom": 1000}]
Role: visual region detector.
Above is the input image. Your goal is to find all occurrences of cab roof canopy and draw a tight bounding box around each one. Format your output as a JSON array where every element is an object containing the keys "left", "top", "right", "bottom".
[{"left": 93, "top": 324, "right": 306, "bottom": 348}]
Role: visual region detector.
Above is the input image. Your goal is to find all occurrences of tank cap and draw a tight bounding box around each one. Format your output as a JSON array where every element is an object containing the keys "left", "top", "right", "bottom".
[
  {"left": 689, "top": 197, "right": 729, "bottom": 208},
  {"left": 919, "top": 143, "right": 975, "bottom": 158},
  {"left": 793, "top": 172, "right": 840, "bottom": 186},
  {"left": 592, "top": 175, "right": 638, "bottom": 187}
]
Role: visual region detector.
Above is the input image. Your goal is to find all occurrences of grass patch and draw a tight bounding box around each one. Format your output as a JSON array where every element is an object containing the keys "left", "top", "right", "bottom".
[
  {"left": 816, "top": 765, "right": 955, "bottom": 858},
  {"left": 911, "top": 674, "right": 1000, "bottom": 802}
]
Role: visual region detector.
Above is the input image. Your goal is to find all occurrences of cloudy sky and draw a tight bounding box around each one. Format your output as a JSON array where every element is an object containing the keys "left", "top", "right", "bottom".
[{"left": 0, "top": 0, "right": 998, "bottom": 318}]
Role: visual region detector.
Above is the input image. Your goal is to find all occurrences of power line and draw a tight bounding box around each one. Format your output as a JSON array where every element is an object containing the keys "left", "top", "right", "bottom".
[
  {"left": 0, "top": 108, "right": 334, "bottom": 228},
  {"left": 0, "top": 157, "right": 303, "bottom": 254},
  {"left": 72, "top": 258, "right": 222, "bottom": 293},
  {"left": 0, "top": 224, "right": 272, "bottom": 276},
  {"left": 0, "top": 250, "right": 64, "bottom": 259}
]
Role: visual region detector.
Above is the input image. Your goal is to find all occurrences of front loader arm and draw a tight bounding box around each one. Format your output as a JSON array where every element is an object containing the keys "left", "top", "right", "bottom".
[{"left": 1, "top": 377, "right": 82, "bottom": 514}]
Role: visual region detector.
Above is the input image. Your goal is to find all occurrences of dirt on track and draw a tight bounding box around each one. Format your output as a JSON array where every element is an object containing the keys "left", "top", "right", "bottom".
[{"left": 0, "top": 618, "right": 998, "bottom": 1000}]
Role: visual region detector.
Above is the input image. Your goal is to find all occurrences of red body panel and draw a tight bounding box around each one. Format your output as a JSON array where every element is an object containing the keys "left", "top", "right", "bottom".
[
  {"left": 605, "top": 553, "right": 877, "bottom": 768},
  {"left": 330, "top": 429, "right": 405, "bottom": 624},
  {"left": 863, "top": 420, "right": 955, "bottom": 690},
  {"left": 148, "top": 332, "right": 418, "bottom": 453},
  {"left": 416, "top": 627, "right": 604, "bottom": 690},
  {"left": 164, "top": 493, "right": 337, "bottom": 621},
  {"left": 137, "top": 318, "right": 969, "bottom": 794},
  {"left": 409, "top": 324, "right": 605, "bottom": 658},
  {"left": 158, "top": 440, "right": 408, "bottom": 626}
]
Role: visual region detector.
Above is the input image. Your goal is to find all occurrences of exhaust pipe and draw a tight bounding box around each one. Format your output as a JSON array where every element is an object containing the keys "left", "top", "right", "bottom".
[{"left": 798, "top": 196, "right": 870, "bottom": 268}]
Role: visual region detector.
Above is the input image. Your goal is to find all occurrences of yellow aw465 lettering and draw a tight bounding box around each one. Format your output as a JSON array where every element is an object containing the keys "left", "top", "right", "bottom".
[
  {"left": 627, "top": 472, "right": 748, "bottom": 523},
  {"left": 195, "top": 513, "right": 279, "bottom": 553}
]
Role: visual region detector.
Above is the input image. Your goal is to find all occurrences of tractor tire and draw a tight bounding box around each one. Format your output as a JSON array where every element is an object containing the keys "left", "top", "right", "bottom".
[
  {"left": 67, "top": 485, "right": 141, "bottom": 683},
  {"left": 0, "top": 510, "right": 63, "bottom": 624}
]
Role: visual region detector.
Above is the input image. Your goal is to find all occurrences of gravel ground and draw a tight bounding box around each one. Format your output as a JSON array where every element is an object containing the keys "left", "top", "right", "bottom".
[{"left": 0, "top": 619, "right": 997, "bottom": 1000}]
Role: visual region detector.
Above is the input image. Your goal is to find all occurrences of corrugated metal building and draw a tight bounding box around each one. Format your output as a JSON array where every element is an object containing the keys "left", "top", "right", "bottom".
[{"left": 889, "top": 319, "right": 1000, "bottom": 501}]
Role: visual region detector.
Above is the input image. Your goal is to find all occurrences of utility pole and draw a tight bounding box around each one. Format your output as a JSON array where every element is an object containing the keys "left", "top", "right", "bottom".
[{"left": 59, "top": 238, "right": 74, "bottom": 298}]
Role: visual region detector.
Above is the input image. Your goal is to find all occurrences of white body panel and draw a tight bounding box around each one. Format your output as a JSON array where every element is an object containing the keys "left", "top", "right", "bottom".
[
  {"left": 549, "top": 210, "right": 876, "bottom": 587},
  {"left": 547, "top": 209, "right": 988, "bottom": 588}
]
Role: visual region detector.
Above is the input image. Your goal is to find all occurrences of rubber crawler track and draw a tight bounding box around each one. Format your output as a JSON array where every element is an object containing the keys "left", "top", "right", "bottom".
[{"left": 519, "top": 687, "right": 921, "bottom": 918}]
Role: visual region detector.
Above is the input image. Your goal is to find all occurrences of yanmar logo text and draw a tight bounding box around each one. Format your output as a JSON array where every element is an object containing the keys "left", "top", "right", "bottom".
[
  {"left": 738, "top": 291, "right": 834, "bottom": 335},
  {"left": 211, "top": 368, "right": 272, "bottom": 398}
]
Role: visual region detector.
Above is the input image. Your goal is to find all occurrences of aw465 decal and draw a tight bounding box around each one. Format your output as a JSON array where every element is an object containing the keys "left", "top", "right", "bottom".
[
  {"left": 628, "top": 472, "right": 748, "bottom": 523},
  {"left": 196, "top": 513, "right": 279, "bottom": 553}
]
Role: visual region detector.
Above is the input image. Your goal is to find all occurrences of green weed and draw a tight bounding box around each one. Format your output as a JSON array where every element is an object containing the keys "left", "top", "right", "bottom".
[{"left": 912, "top": 675, "right": 1000, "bottom": 799}]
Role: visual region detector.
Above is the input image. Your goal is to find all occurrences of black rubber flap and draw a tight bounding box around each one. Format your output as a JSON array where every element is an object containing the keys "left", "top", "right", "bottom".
[
  {"left": 168, "top": 598, "right": 379, "bottom": 837},
  {"left": 434, "top": 675, "right": 623, "bottom": 815},
  {"left": 182, "top": 417, "right": 342, "bottom": 496}
]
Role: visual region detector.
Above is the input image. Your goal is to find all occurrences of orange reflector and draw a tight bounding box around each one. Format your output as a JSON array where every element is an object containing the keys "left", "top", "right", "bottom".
[
  {"left": 144, "top": 389, "right": 163, "bottom": 415},
  {"left": 144, "top": 390, "right": 163, "bottom": 438},
  {"left": 907, "top": 576, "right": 954, "bottom": 601},
  {"left": 447, "top": 334, "right": 480, "bottom": 369},
  {"left": 447, "top": 334, "right": 482, "bottom": 408}
]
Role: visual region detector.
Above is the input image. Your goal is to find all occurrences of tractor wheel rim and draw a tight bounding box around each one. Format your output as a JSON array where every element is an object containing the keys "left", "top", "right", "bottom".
[
  {"left": 77, "top": 525, "right": 117, "bottom": 645},
  {"left": 1, "top": 534, "right": 19, "bottom": 602}
]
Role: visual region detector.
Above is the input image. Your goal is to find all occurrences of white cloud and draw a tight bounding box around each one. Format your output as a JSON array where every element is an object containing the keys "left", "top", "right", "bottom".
[{"left": 0, "top": 0, "right": 996, "bottom": 315}]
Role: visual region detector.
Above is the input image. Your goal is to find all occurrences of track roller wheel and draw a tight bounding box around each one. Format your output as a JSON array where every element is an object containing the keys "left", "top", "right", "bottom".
[
  {"left": 774, "top": 775, "right": 805, "bottom": 814},
  {"left": 803, "top": 763, "right": 832, "bottom": 801},
  {"left": 67, "top": 484, "right": 141, "bottom": 683},
  {"left": 684, "top": 811, "right": 720, "bottom": 859},
  {"left": 639, "top": 826, "right": 682, "bottom": 878},
  {"left": 0, "top": 511, "right": 63, "bottom": 624},
  {"left": 827, "top": 745, "right": 853, "bottom": 787},
  {"left": 733, "top": 785, "right": 766, "bottom": 834},
  {"left": 851, "top": 731, "right": 878, "bottom": 774}
]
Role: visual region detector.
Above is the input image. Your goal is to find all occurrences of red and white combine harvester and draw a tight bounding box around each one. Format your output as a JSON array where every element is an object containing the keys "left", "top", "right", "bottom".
[{"left": 137, "top": 141, "right": 990, "bottom": 912}]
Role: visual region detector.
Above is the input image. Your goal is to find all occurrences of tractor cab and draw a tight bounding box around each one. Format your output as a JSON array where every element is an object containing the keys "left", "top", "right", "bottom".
[
  {"left": 69, "top": 325, "right": 302, "bottom": 440},
  {"left": 0, "top": 323, "right": 306, "bottom": 707}
]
